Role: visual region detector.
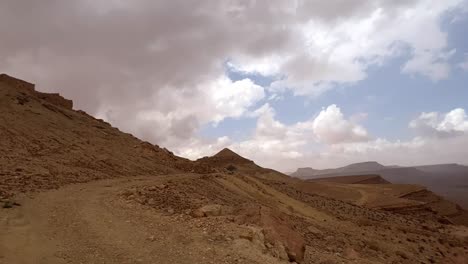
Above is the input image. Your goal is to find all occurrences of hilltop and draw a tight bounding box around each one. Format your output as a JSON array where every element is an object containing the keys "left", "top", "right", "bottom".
[
  {"left": 196, "top": 148, "right": 290, "bottom": 181},
  {"left": 197, "top": 148, "right": 256, "bottom": 167}
]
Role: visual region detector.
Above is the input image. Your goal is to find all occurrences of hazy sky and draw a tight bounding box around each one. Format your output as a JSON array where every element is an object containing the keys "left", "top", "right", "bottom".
[{"left": 1, "top": 0, "right": 468, "bottom": 171}]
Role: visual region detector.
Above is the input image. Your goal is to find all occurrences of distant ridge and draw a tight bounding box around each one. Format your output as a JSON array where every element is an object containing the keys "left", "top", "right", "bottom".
[
  {"left": 290, "top": 161, "right": 468, "bottom": 209},
  {"left": 310, "top": 174, "right": 390, "bottom": 184},
  {"left": 290, "top": 161, "right": 386, "bottom": 178}
]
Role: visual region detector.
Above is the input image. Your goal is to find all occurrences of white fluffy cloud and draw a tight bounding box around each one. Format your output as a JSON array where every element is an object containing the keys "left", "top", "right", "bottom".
[
  {"left": 175, "top": 104, "right": 370, "bottom": 169},
  {"left": 176, "top": 104, "right": 309, "bottom": 168},
  {"left": 409, "top": 108, "right": 468, "bottom": 137},
  {"left": 230, "top": 0, "right": 465, "bottom": 94},
  {"left": 175, "top": 107, "right": 468, "bottom": 172},
  {"left": 97, "top": 76, "right": 265, "bottom": 145},
  {"left": 210, "top": 78, "right": 265, "bottom": 123},
  {"left": 313, "top": 105, "right": 369, "bottom": 144}
]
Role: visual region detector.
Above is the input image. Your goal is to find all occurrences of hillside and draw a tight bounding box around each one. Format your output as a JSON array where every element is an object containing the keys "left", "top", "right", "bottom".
[
  {"left": 1, "top": 75, "right": 467, "bottom": 263},
  {"left": 0, "top": 74, "right": 212, "bottom": 200}
]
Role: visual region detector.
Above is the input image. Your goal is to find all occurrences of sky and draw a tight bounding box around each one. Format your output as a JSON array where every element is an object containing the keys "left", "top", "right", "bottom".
[{"left": 1, "top": 0, "right": 468, "bottom": 172}]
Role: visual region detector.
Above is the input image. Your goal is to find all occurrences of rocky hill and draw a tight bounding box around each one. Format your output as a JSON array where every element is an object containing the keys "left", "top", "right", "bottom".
[
  {"left": 0, "top": 74, "right": 212, "bottom": 200},
  {"left": 196, "top": 148, "right": 290, "bottom": 182}
]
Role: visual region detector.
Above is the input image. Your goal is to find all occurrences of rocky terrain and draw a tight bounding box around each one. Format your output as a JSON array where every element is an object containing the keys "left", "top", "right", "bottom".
[{"left": 1, "top": 75, "right": 468, "bottom": 263}]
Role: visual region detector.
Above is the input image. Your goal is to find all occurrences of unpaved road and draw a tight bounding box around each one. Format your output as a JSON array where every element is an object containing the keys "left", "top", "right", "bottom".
[{"left": 0, "top": 175, "right": 280, "bottom": 264}]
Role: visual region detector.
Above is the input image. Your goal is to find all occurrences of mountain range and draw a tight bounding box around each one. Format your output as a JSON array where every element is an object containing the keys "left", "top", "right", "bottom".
[{"left": 291, "top": 162, "right": 468, "bottom": 209}]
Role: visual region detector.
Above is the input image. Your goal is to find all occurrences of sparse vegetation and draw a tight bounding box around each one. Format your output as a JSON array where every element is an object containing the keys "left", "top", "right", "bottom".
[{"left": 226, "top": 164, "right": 237, "bottom": 172}]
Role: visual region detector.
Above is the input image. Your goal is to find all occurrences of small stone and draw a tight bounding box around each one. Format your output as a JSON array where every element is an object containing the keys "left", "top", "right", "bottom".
[
  {"left": 396, "top": 250, "right": 409, "bottom": 260},
  {"left": 147, "top": 198, "right": 155, "bottom": 205},
  {"left": 192, "top": 209, "right": 205, "bottom": 218},
  {"left": 343, "top": 247, "right": 359, "bottom": 260},
  {"left": 307, "top": 226, "right": 323, "bottom": 235}
]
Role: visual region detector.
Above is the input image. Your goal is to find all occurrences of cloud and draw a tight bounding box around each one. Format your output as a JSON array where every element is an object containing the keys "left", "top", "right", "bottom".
[
  {"left": 459, "top": 54, "right": 468, "bottom": 71},
  {"left": 230, "top": 0, "right": 465, "bottom": 95},
  {"left": 402, "top": 50, "right": 455, "bottom": 81},
  {"left": 409, "top": 108, "right": 468, "bottom": 137},
  {"left": 174, "top": 103, "right": 313, "bottom": 168},
  {"left": 0, "top": 1, "right": 466, "bottom": 169},
  {"left": 313, "top": 105, "right": 369, "bottom": 144},
  {"left": 210, "top": 78, "right": 265, "bottom": 123},
  {"left": 174, "top": 103, "right": 370, "bottom": 170},
  {"left": 97, "top": 76, "right": 265, "bottom": 145},
  {"left": 174, "top": 106, "right": 468, "bottom": 172}
]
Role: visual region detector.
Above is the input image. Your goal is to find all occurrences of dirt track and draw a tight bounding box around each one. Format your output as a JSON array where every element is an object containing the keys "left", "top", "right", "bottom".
[{"left": 0, "top": 175, "right": 283, "bottom": 264}]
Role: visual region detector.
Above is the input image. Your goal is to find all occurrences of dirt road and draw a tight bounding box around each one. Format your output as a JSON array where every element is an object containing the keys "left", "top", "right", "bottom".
[{"left": 0, "top": 175, "right": 281, "bottom": 264}]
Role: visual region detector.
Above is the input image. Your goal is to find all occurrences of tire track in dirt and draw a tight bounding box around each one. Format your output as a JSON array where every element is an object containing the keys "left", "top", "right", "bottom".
[{"left": 0, "top": 176, "right": 285, "bottom": 264}]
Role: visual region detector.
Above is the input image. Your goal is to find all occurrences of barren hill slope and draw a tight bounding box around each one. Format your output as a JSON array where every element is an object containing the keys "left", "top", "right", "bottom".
[{"left": 0, "top": 74, "right": 211, "bottom": 199}]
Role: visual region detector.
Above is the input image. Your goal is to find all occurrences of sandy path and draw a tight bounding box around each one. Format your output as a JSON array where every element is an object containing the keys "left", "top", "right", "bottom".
[{"left": 0, "top": 176, "right": 277, "bottom": 264}]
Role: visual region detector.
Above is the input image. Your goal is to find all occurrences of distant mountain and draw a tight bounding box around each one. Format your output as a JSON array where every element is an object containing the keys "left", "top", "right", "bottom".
[
  {"left": 290, "top": 167, "right": 319, "bottom": 177},
  {"left": 340, "top": 161, "right": 387, "bottom": 173},
  {"left": 290, "top": 161, "right": 386, "bottom": 178},
  {"left": 414, "top": 163, "right": 468, "bottom": 174},
  {"left": 310, "top": 174, "right": 390, "bottom": 184},
  {"left": 291, "top": 162, "right": 468, "bottom": 209}
]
